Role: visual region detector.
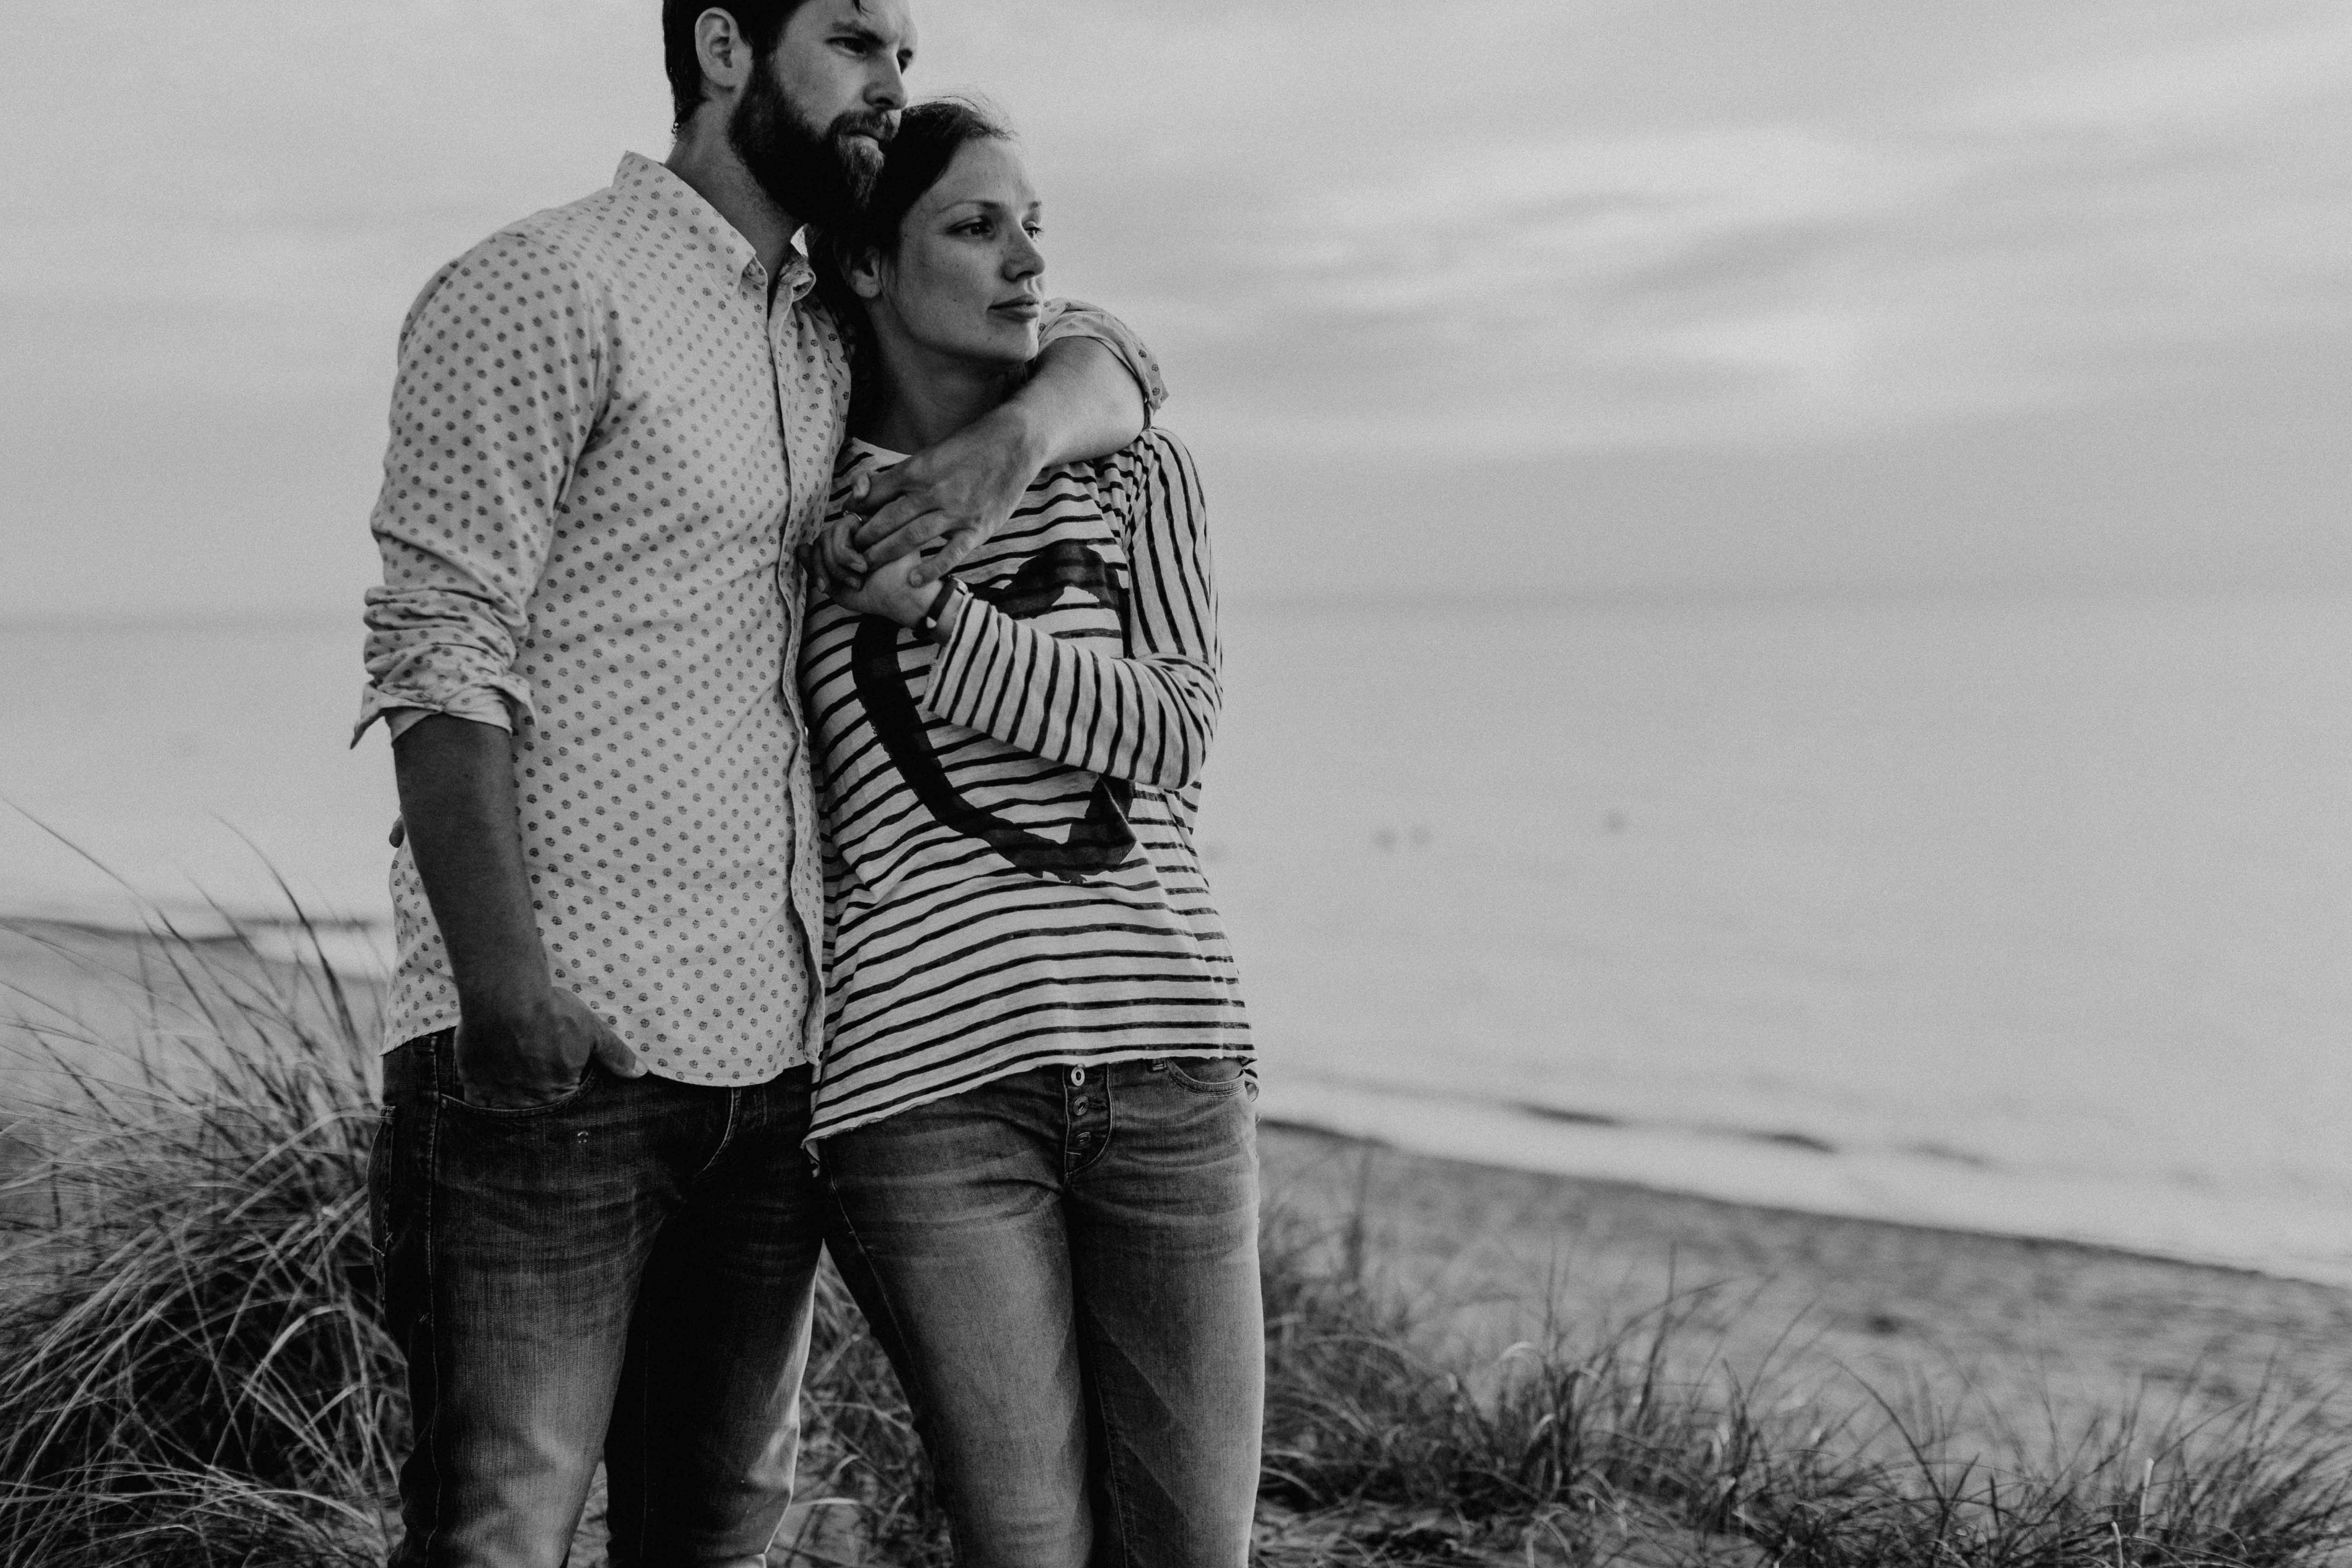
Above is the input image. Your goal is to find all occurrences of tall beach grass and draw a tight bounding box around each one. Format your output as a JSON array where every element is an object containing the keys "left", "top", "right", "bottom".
[
  {"left": 0, "top": 911, "right": 395, "bottom": 1566},
  {"left": 2, "top": 913, "right": 2349, "bottom": 1566}
]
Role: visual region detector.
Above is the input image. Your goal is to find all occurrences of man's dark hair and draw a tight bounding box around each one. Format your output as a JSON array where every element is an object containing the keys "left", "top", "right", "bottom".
[{"left": 663, "top": 2, "right": 811, "bottom": 131}]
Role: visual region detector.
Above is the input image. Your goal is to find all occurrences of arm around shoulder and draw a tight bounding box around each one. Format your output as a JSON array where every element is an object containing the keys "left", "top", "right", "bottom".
[
  {"left": 1036, "top": 296, "right": 1169, "bottom": 445},
  {"left": 844, "top": 301, "right": 1167, "bottom": 584},
  {"left": 1000, "top": 336, "right": 1147, "bottom": 472}
]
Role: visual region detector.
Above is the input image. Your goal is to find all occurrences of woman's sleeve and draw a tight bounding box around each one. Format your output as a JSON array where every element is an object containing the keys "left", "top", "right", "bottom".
[{"left": 918, "top": 430, "right": 1221, "bottom": 792}]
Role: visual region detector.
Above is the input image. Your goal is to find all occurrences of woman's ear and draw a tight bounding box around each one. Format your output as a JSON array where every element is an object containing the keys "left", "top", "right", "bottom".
[{"left": 846, "top": 247, "right": 887, "bottom": 302}]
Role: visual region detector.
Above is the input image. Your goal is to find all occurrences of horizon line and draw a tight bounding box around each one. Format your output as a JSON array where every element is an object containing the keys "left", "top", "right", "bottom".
[{"left": 6, "top": 578, "right": 2352, "bottom": 635}]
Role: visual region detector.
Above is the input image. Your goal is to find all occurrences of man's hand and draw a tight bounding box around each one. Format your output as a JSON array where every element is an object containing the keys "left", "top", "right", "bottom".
[
  {"left": 848, "top": 336, "right": 1147, "bottom": 585},
  {"left": 455, "top": 985, "right": 644, "bottom": 1110},
  {"left": 817, "top": 519, "right": 969, "bottom": 647},
  {"left": 849, "top": 403, "right": 1044, "bottom": 588},
  {"left": 392, "top": 714, "right": 646, "bottom": 1109}
]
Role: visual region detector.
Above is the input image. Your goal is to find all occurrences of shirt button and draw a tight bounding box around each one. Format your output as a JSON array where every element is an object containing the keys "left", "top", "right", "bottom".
[{"left": 1069, "top": 1066, "right": 1087, "bottom": 1087}]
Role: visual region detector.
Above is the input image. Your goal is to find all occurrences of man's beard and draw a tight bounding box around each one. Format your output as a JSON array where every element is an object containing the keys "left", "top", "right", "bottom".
[{"left": 727, "top": 60, "right": 892, "bottom": 232}]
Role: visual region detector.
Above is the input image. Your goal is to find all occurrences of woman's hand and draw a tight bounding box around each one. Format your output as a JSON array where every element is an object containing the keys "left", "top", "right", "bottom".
[
  {"left": 809, "top": 516, "right": 869, "bottom": 597},
  {"left": 814, "top": 514, "right": 964, "bottom": 643},
  {"left": 829, "top": 534, "right": 938, "bottom": 628}
]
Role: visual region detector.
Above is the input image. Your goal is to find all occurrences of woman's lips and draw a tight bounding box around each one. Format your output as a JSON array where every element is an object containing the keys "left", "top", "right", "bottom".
[{"left": 993, "top": 298, "right": 1042, "bottom": 319}]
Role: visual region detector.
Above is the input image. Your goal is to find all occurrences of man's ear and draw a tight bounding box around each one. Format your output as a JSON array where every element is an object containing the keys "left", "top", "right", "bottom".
[{"left": 694, "top": 7, "right": 755, "bottom": 99}]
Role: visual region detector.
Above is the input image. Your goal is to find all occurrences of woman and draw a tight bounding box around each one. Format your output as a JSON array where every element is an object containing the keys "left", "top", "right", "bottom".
[{"left": 799, "top": 101, "right": 1261, "bottom": 1568}]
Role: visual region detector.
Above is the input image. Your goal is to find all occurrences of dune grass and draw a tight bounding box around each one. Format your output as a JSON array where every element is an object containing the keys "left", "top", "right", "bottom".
[
  {"left": 1247, "top": 1199, "right": 2352, "bottom": 1567},
  {"left": 2, "top": 916, "right": 2349, "bottom": 1567},
  {"left": 0, "top": 913, "right": 397, "bottom": 1568}
]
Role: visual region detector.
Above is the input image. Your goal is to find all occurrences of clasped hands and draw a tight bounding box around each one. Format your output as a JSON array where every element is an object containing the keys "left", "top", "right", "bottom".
[{"left": 808, "top": 406, "right": 1039, "bottom": 625}]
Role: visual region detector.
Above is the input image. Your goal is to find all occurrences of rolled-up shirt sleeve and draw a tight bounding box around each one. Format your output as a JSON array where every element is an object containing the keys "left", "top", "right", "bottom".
[
  {"left": 1037, "top": 298, "right": 1168, "bottom": 421},
  {"left": 354, "top": 232, "right": 609, "bottom": 744}
]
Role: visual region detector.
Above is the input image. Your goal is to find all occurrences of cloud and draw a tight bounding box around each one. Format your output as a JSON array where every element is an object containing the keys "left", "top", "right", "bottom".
[
  {"left": 3, "top": 0, "right": 2351, "bottom": 613},
  {"left": 1961, "top": 7, "right": 2352, "bottom": 133},
  {"left": 1127, "top": 2, "right": 2352, "bottom": 461}
]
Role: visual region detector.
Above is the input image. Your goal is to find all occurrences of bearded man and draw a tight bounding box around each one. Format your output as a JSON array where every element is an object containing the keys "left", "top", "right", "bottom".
[{"left": 355, "top": 4, "right": 1161, "bottom": 1563}]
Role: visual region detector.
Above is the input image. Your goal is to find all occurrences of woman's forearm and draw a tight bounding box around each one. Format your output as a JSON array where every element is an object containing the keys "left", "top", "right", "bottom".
[
  {"left": 920, "top": 602, "right": 1219, "bottom": 790},
  {"left": 921, "top": 431, "right": 1223, "bottom": 791}
]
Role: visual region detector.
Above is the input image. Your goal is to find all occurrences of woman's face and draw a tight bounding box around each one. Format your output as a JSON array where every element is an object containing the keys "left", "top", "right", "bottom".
[{"left": 871, "top": 138, "right": 1045, "bottom": 368}]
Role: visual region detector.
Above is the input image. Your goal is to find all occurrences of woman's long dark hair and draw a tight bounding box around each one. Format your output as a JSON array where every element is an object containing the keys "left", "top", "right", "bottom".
[{"left": 811, "top": 98, "right": 1016, "bottom": 416}]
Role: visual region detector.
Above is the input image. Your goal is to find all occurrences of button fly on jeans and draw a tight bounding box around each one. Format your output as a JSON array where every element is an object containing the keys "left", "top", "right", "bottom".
[{"left": 1069, "top": 1066, "right": 1087, "bottom": 1087}]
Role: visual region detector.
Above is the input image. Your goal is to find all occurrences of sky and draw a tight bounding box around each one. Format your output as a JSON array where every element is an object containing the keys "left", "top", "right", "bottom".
[{"left": 2, "top": 0, "right": 2349, "bottom": 617}]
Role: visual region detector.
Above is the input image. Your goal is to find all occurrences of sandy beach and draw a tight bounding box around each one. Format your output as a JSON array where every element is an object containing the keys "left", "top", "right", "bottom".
[
  {"left": 7, "top": 914, "right": 2345, "bottom": 1464},
  {"left": 1260, "top": 1125, "right": 2352, "bottom": 1454}
]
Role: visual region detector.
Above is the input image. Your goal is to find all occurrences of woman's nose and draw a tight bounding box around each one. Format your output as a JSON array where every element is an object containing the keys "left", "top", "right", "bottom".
[{"left": 1005, "top": 232, "right": 1044, "bottom": 280}]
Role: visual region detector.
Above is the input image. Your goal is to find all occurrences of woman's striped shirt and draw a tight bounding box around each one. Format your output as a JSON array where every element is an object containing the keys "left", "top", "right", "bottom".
[{"left": 798, "top": 428, "right": 1251, "bottom": 1139}]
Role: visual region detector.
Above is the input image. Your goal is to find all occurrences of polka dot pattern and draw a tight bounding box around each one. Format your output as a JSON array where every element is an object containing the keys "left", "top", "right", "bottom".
[{"left": 359, "top": 154, "right": 844, "bottom": 1085}]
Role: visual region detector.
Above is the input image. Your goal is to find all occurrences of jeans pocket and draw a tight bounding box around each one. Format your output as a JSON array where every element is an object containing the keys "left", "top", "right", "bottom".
[
  {"left": 1160, "top": 1056, "right": 1251, "bottom": 1096},
  {"left": 437, "top": 1064, "right": 600, "bottom": 1121}
]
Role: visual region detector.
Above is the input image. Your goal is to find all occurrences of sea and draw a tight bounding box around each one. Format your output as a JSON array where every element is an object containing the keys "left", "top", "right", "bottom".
[{"left": 4, "top": 594, "right": 2351, "bottom": 1284}]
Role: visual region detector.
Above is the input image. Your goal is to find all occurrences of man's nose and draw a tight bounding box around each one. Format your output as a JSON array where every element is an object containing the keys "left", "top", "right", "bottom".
[{"left": 868, "top": 55, "right": 907, "bottom": 111}]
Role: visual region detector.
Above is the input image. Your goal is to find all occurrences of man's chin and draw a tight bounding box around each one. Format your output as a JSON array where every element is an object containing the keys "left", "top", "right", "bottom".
[{"left": 840, "top": 138, "right": 887, "bottom": 195}]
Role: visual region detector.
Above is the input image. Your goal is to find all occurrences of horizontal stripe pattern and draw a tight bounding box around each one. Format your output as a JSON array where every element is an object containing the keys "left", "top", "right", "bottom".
[{"left": 800, "top": 430, "right": 1250, "bottom": 1138}]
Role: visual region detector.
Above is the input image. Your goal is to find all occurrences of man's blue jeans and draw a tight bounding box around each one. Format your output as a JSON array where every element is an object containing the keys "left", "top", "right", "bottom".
[
  {"left": 370, "top": 1032, "right": 825, "bottom": 1568},
  {"left": 819, "top": 1058, "right": 1264, "bottom": 1568}
]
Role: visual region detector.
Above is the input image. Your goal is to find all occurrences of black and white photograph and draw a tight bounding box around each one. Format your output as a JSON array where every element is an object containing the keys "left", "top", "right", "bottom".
[{"left": 4, "top": 2, "right": 2352, "bottom": 1565}]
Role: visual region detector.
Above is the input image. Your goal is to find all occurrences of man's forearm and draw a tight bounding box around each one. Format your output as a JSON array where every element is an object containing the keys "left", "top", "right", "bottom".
[
  {"left": 391, "top": 715, "right": 550, "bottom": 1016},
  {"left": 1005, "top": 337, "right": 1147, "bottom": 467},
  {"left": 845, "top": 337, "right": 1153, "bottom": 579}
]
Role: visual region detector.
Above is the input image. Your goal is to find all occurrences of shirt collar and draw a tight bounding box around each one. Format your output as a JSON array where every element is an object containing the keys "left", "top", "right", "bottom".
[
  {"left": 774, "top": 245, "right": 817, "bottom": 306},
  {"left": 609, "top": 151, "right": 812, "bottom": 302}
]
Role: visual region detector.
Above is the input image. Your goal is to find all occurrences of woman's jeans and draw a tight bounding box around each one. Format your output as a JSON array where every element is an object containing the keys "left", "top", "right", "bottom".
[
  {"left": 820, "top": 1058, "right": 1264, "bottom": 1568},
  {"left": 370, "top": 1031, "right": 826, "bottom": 1568}
]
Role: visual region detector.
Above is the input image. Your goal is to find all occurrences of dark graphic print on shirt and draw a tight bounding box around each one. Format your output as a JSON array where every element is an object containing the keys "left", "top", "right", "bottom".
[
  {"left": 851, "top": 540, "right": 1136, "bottom": 882},
  {"left": 800, "top": 432, "right": 1250, "bottom": 1141}
]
